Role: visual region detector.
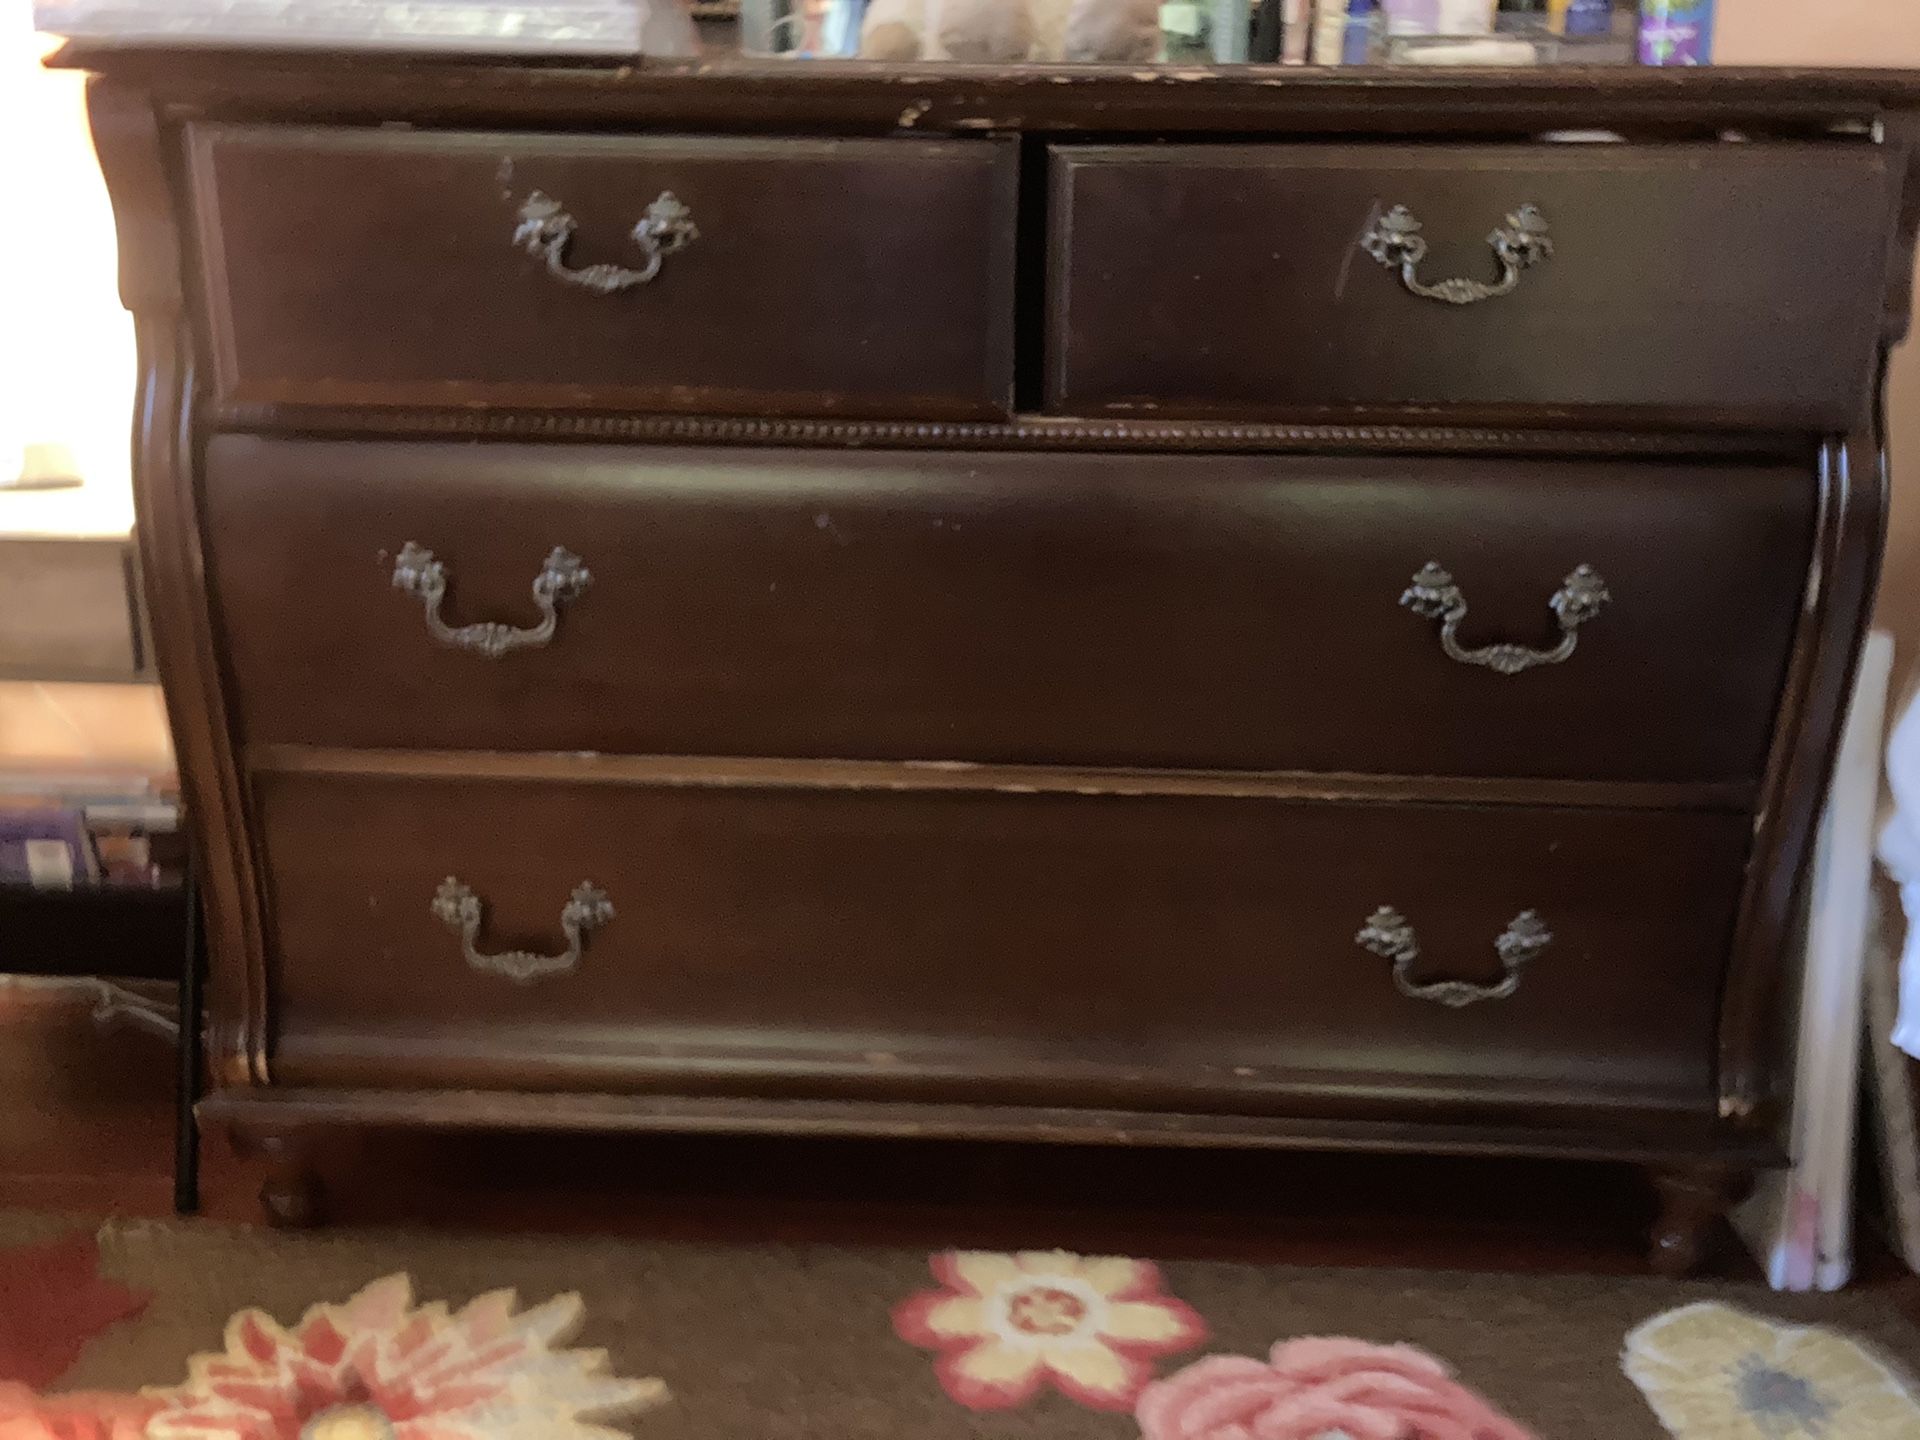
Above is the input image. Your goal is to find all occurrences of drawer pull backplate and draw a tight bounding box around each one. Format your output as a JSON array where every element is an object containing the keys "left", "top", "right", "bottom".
[
  {"left": 431, "top": 877, "right": 614, "bottom": 985},
  {"left": 1355, "top": 906, "right": 1552, "bottom": 1008},
  {"left": 1360, "top": 203, "right": 1552, "bottom": 306},
  {"left": 1401, "top": 561, "right": 1609, "bottom": 676},
  {"left": 513, "top": 190, "right": 699, "bottom": 296},
  {"left": 392, "top": 542, "right": 590, "bottom": 660}
]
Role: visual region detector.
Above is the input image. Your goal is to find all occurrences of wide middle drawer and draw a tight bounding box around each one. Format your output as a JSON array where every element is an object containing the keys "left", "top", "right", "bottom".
[{"left": 205, "top": 437, "right": 1812, "bottom": 782}]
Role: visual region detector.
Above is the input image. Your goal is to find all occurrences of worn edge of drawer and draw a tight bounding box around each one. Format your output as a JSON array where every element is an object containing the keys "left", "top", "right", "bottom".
[
  {"left": 1042, "top": 137, "right": 1894, "bottom": 169},
  {"left": 245, "top": 745, "right": 1760, "bottom": 813},
  {"left": 198, "top": 1086, "right": 1784, "bottom": 1168}
]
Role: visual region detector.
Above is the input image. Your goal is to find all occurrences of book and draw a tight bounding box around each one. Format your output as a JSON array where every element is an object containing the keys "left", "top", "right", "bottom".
[
  {"left": 0, "top": 805, "right": 95, "bottom": 890},
  {"left": 0, "top": 774, "right": 180, "bottom": 892}
]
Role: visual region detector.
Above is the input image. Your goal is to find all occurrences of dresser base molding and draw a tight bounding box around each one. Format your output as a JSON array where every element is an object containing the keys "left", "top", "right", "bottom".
[
  {"left": 203, "top": 1089, "right": 1776, "bottom": 1258},
  {"left": 198, "top": 1087, "right": 1784, "bottom": 1167}
]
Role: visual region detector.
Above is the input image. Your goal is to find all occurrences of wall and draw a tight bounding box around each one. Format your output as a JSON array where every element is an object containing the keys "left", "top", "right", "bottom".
[
  {"left": 0, "top": 10, "right": 134, "bottom": 539},
  {"left": 1717, "top": 3, "right": 1920, "bottom": 690},
  {"left": 1716, "top": 2, "right": 1920, "bottom": 69}
]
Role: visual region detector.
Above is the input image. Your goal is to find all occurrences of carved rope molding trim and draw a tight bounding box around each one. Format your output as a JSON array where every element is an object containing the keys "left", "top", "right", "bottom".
[{"left": 209, "top": 406, "right": 1792, "bottom": 456}]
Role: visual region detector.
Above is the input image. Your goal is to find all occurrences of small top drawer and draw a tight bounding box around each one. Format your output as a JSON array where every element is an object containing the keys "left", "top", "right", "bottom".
[
  {"left": 1046, "top": 143, "right": 1896, "bottom": 428},
  {"left": 186, "top": 126, "right": 1016, "bottom": 420}
]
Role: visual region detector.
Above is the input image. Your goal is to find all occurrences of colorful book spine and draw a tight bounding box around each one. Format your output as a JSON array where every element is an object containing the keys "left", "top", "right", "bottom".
[
  {"left": 1311, "top": 0, "right": 1347, "bottom": 62},
  {"left": 1281, "top": 0, "right": 1311, "bottom": 60},
  {"left": 1639, "top": 0, "right": 1713, "bottom": 65},
  {"left": 1342, "top": 0, "right": 1374, "bottom": 60},
  {"left": 1381, "top": 0, "right": 1437, "bottom": 33}
]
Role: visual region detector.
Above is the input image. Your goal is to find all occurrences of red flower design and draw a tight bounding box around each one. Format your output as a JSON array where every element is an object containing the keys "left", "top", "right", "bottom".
[
  {"left": 0, "top": 1382, "right": 157, "bottom": 1440},
  {"left": 1137, "top": 1338, "right": 1536, "bottom": 1440},
  {"left": 894, "top": 1251, "right": 1206, "bottom": 1411},
  {"left": 0, "top": 1234, "right": 150, "bottom": 1390}
]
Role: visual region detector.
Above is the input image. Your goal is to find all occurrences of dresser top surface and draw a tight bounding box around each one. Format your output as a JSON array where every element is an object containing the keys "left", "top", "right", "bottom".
[{"left": 51, "top": 48, "right": 1920, "bottom": 135}]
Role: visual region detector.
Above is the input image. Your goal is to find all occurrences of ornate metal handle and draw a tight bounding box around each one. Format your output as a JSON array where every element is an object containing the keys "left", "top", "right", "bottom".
[
  {"left": 391, "top": 542, "right": 590, "bottom": 660},
  {"left": 1400, "top": 561, "right": 1608, "bottom": 676},
  {"left": 1360, "top": 204, "right": 1551, "bottom": 305},
  {"left": 431, "top": 876, "right": 613, "bottom": 985},
  {"left": 1355, "top": 906, "right": 1552, "bottom": 1008},
  {"left": 513, "top": 190, "right": 698, "bottom": 295}
]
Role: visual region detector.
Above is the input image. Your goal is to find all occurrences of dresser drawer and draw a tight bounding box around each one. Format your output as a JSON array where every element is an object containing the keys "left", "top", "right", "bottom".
[
  {"left": 207, "top": 437, "right": 1811, "bottom": 783},
  {"left": 260, "top": 769, "right": 1744, "bottom": 1119},
  {"left": 186, "top": 126, "right": 1016, "bottom": 419},
  {"left": 1047, "top": 143, "right": 1895, "bottom": 427}
]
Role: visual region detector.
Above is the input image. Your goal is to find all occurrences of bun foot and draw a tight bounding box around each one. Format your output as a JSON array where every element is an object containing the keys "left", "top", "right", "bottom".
[
  {"left": 256, "top": 1133, "right": 326, "bottom": 1229},
  {"left": 1648, "top": 1164, "right": 1744, "bottom": 1277}
]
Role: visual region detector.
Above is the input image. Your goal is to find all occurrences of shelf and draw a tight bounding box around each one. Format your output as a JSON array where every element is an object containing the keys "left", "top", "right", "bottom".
[{"left": 0, "top": 881, "right": 187, "bottom": 980}]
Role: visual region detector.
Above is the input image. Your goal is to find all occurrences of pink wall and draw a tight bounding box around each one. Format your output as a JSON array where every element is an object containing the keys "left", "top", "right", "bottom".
[
  {"left": 1717, "top": 4, "right": 1920, "bottom": 685},
  {"left": 1715, "top": 2, "right": 1920, "bottom": 67}
]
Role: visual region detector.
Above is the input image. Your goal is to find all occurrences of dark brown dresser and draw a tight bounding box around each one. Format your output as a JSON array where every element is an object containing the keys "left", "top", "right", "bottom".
[{"left": 66, "top": 48, "right": 1920, "bottom": 1268}]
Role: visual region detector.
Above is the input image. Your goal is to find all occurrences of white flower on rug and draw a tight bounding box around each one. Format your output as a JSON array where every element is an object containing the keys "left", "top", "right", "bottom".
[
  {"left": 893, "top": 1250, "right": 1207, "bottom": 1411},
  {"left": 1623, "top": 1301, "right": 1920, "bottom": 1440},
  {"left": 142, "top": 1273, "right": 667, "bottom": 1440}
]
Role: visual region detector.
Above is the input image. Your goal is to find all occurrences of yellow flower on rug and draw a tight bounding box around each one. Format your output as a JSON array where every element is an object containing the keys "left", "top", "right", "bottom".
[{"left": 1623, "top": 1302, "right": 1920, "bottom": 1440}]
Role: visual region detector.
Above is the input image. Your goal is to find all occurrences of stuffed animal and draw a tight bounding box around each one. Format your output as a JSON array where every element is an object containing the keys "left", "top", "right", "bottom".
[{"left": 859, "top": 0, "right": 1161, "bottom": 62}]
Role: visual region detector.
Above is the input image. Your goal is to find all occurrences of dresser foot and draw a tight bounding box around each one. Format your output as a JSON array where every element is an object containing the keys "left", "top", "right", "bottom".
[
  {"left": 1648, "top": 1164, "right": 1744, "bottom": 1277},
  {"left": 255, "top": 1133, "right": 327, "bottom": 1229}
]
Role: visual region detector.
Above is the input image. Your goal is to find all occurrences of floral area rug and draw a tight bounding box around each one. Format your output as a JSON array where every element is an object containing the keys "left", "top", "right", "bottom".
[{"left": 1, "top": 1212, "right": 1919, "bottom": 1439}]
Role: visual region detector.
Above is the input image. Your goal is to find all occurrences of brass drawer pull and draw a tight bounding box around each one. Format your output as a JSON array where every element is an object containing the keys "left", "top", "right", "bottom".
[
  {"left": 513, "top": 190, "right": 699, "bottom": 296},
  {"left": 1401, "top": 561, "right": 1609, "bottom": 676},
  {"left": 1356, "top": 906, "right": 1552, "bottom": 1008},
  {"left": 391, "top": 542, "right": 590, "bottom": 660},
  {"left": 1360, "top": 204, "right": 1552, "bottom": 306},
  {"left": 432, "top": 877, "right": 614, "bottom": 985}
]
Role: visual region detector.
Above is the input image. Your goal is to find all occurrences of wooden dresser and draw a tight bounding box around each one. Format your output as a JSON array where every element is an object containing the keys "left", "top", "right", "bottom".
[{"left": 68, "top": 48, "right": 1920, "bottom": 1267}]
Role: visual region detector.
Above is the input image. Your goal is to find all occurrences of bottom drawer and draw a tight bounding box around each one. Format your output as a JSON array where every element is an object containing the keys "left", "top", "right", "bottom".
[{"left": 257, "top": 769, "right": 1748, "bottom": 1123}]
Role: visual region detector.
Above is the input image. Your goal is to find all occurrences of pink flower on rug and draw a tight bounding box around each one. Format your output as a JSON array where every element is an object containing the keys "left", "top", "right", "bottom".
[
  {"left": 142, "top": 1273, "right": 667, "bottom": 1440},
  {"left": 0, "top": 1382, "right": 157, "bottom": 1440},
  {"left": 894, "top": 1251, "right": 1206, "bottom": 1411},
  {"left": 1137, "top": 1338, "right": 1536, "bottom": 1440}
]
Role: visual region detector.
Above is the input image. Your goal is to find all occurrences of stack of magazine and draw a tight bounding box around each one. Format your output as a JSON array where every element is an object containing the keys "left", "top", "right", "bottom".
[
  {"left": 0, "top": 737, "right": 181, "bottom": 898},
  {"left": 0, "top": 767, "right": 180, "bottom": 892},
  {"left": 35, "top": 0, "right": 647, "bottom": 52}
]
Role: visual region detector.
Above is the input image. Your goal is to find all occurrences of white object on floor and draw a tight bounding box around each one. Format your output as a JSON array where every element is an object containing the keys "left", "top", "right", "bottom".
[
  {"left": 1863, "top": 883, "right": 1920, "bottom": 1273},
  {"left": 1879, "top": 660, "right": 1920, "bottom": 1059},
  {"left": 1736, "top": 628, "right": 1894, "bottom": 1290},
  {"left": 35, "top": 0, "right": 649, "bottom": 53}
]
